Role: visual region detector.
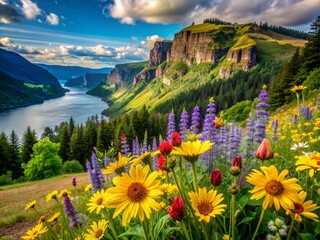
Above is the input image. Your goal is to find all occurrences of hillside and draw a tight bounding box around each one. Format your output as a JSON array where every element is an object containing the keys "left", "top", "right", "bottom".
[
  {"left": 37, "top": 64, "right": 112, "bottom": 80},
  {"left": 90, "top": 22, "right": 306, "bottom": 117},
  {"left": 64, "top": 73, "right": 107, "bottom": 89}
]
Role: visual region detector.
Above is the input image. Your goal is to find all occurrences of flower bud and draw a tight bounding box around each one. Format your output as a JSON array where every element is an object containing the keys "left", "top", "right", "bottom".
[
  {"left": 158, "top": 141, "right": 173, "bottom": 155},
  {"left": 171, "top": 132, "right": 181, "bottom": 147},
  {"left": 157, "top": 155, "right": 167, "bottom": 171},
  {"left": 256, "top": 138, "right": 274, "bottom": 160},
  {"left": 72, "top": 177, "right": 77, "bottom": 187},
  {"left": 168, "top": 196, "right": 185, "bottom": 222},
  {"left": 210, "top": 169, "right": 222, "bottom": 187},
  {"left": 229, "top": 156, "right": 242, "bottom": 176},
  {"left": 228, "top": 183, "right": 240, "bottom": 194}
]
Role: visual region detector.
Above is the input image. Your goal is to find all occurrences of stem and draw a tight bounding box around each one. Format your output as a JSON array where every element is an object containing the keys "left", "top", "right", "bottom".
[
  {"left": 172, "top": 169, "right": 185, "bottom": 200},
  {"left": 141, "top": 219, "right": 149, "bottom": 240},
  {"left": 191, "top": 162, "right": 199, "bottom": 191},
  {"left": 231, "top": 194, "right": 236, "bottom": 240},
  {"left": 201, "top": 222, "right": 209, "bottom": 240},
  {"left": 181, "top": 221, "right": 191, "bottom": 240},
  {"left": 104, "top": 209, "right": 118, "bottom": 240},
  {"left": 252, "top": 209, "right": 265, "bottom": 240},
  {"left": 286, "top": 219, "right": 295, "bottom": 240}
]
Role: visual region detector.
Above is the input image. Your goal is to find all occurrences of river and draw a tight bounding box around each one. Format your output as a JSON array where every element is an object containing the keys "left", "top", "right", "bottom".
[{"left": 0, "top": 83, "right": 108, "bottom": 139}]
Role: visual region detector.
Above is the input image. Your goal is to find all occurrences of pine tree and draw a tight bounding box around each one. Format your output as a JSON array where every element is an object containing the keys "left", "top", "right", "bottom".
[
  {"left": 21, "top": 127, "right": 37, "bottom": 164},
  {"left": 84, "top": 120, "right": 97, "bottom": 158},
  {"left": 59, "top": 125, "right": 70, "bottom": 161},
  {"left": 8, "top": 130, "right": 22, "bottom": 179},
  {"left": 0, "top": 132, "right": 10, "bottom": 175},
  {"left": 70, "top": 125, "right": 86, "bottom": 166}
]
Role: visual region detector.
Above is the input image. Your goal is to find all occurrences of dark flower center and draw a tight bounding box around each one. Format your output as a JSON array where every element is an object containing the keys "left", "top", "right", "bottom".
[
  {"left": 198, "top": 201, "right": 213, "bottom": 215},
  {"left": 95, "top": 229, "right": 103, "bottom": 238},
  {"left": 127, "top": 182, "right": 147, "bottom": 202},
  {"left": 265, "top": 180, "right": 284, "bottom": 196},
  {"left": 292, "top": 202, "right": 304, "bottom": 213},
  {"left": 96, "top": 197, "right": 103, "bottom": 205}
]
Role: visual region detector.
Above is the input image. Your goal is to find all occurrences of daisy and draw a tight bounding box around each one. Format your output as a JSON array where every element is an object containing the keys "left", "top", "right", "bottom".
[
  {"left": 285, "top": 191, "right": 319, "bottom": 222},
  {"left": 48, "top": 212, "right": 60, "bottom": 223},
  {"left": 171, "top": 140, "right": 214, "bottom": 163},
  {"left": 58, "top": 189, "right": 72, "bottom": 198},
  {"left": 188, "top": 187, "right": 226, "bottom": 223},
  {"left": 84, "top": 219, "right": 108, "bottom": 240},
  {"left": 290, "top": 142, "right": 309, "bottom": 151},
  {"left": 131, "top": 151, "right": 156, "bottom": 165},
  {"left": 25, "top": 200, "right": 36, "bottom": 210},
  {"left": 290, "top": 85, "right": 306, "bottom": 93},
  {"left": 102, "top": 152, "right": 132, "bottom": 175},
  {"left": 106, "top": 164, "right": 163, "bottom": 226},
  {"left": 46, "top": 190, "right": 59, "bottom": 202},
  {"left": 87, "top": 189, "right": 109, "bottom": 214},
  {"left": 296, "top": 153, "right": 320, "bottom": 177},
  {"left": 85, "top": 184, "right": 92, "bottom": 192},
  {"left": 246, "top": 165, "right": 302, "bottom": 210},
  {"left": 22, "top": 223, "right": 48, "bottom": 240}
]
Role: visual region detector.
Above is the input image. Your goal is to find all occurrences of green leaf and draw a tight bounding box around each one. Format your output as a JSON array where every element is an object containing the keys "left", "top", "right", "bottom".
[
  {"left": 163, "top": 227, "right": 181, "bottom": 239},
  {"left": 315, "top": 223, "right": 320, "bottom": 235},
  {"left": 299, "top": 233, "right": 316, "bottom": 240},
  {"left": 153, "top": 215, "right": 170, "bottom": 240},
  {"left": 118, "top": 225, "right": 144, "bottom": 239},
  {"left": 237, "top": 216, "right": 255, "bottom": 226}
]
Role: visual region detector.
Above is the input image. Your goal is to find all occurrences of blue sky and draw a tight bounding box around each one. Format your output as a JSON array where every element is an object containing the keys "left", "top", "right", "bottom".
[{"left": 0, "top": 0, "right": 319, "bottom": 68}]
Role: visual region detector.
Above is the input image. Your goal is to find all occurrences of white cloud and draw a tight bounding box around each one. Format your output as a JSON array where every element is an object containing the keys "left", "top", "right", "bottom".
[
  {"left": 0, "top": 0, "right": 8, "bottom": 5},
  {"left": 46, "top": 13, "right": 59, "bottom": 25},
  {"left": 20, "top": 0, "right": 41, "bottom": 20},
  {"left": 108, "top": 0, "right": 320, "bottom": 27},
  {"left": 140, "top": 35, "right": 163, "bottom": 48}
]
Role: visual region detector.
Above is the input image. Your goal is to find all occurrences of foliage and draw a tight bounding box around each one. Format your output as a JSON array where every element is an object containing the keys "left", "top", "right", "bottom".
[
  {"left": 22, "top": 138, "right": 63, "bottom": 181},
  {"left": 257, "top": 22, "right": 309, "bottom": 39},
  {"left": 303, "top": 67, "right": 320, "bottom": 89},
  {"left": 0, "top": 171, "right": 13, "bottom": 186},
  {"left": 62, "top": 160, "right": 84, "bottom": 174},
  {"left": 223, "top": 100, "right": 252, "bottom": 123}
]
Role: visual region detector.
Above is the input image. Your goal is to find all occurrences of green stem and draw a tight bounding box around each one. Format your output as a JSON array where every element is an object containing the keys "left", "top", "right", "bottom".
[
  {"left": 286, "top": 219, "right": 295, "bottom": 240},
  {"left": 252, "top": 209, "right": 265, "bottom": 240},
  {"left": 201, "top": 222, "right": 209, "bottom": 240},
  {"left": 181, "top": 221, "right": 191, "bottom": 240},
  {"left": 191, "top": 162, "right": 199, "bottom": 191},
  {"left": 104, "top": 209, "right": 118, "bottom": 240},
  {"left": 172, "top": 169, "right": 185, "bottom": 200},
  {"left": 231, "top": 194, "right": 236, "bottom": 240},
  {"left": 141, "top": 219, "right": 149, "bottom": 240}
]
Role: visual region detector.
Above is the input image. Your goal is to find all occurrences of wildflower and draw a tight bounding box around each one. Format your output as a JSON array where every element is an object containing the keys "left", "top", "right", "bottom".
[
  {"left": 223, "top": 235, "right": 230, "bottom": 240},
  {"left": 38, "top": 216, "right": 45, "bottom": 224},
  {"left": 291, "top": 85, "right": 307, "bottom": 93},
  {"left": 214, "top": 117, "right": 224, "bottom": 128},
  {"left": 158, "top": 141, "right": 173, "bottom": 155},
  {"left": 229, "top": 156, "right": 242, "bottom": 176},
  {"left": 87, "top": 189, "right": 109, "bottom": 214},
  {"left": 171, "top": 140, "right": 214, "bottom": 163},
  {"left": 290, "top": 142, "right": 309, "bottom": 151},
  {"left": 168, "top": 196, "right": 185, "bottom": 222},
  {"left": 58, "top": 189, "right": 72, "bottom": 198},
  {"left": 22, "top": 223, "right": 48, "bottom": 240},
  {"left": 106, "top": 164, "right": 163, "bottom": 226},
  {"left": 46, "top": 191, "right": 58, "bottom": 202},
  {"left": 167, "top": 112, "right": 176, "bottom": 141},
  {"left": 121, "top": 134, "right": 130, "bottom": 156},
  {"left": 190, "top": 106, "right": 201, "bottom": 134},
  {"left": 246, "top": 165, "right": 301, "bottom": 210},
  {"left": 189, "top": 187, "right": 226, "bottom": 222},
  {"left": 85, "top": 184, "right": 92, "bottom": 192},
  {"left": 84, "top": 219, "right": 108, "bottom": 240},
  {"left": 179, "top": 110, "right": 189, "bottom": 141},
  {"left": 48, "top": 212, "right": 60, "bottom": 223},
  {"left": 25, "top": 200, "right": 36, "bottom": 210},
  {"left": 87, "top": 153, "right": 106, "bottom": 193},
  {"left": 64, "top": 195, "right": 81, "bottom": 228},
  {"left": 161, "top": 183, "right": 178, "bottom": 195},
  {"left": 268, "top": 218, "right": 288, "bottom": 236},
  {"left": 102, "top": 152, "right": 131, "bottom": 175},
  {"left": 255, "top": 138, "right": 274, "bottom": 160},
  {"left": 296, "top": 153, "right": 320, "bottom": 177},
  {"left": 285, "top": 191, "right": 319, "bottom": 222},
  {"left": 210, "top": 169, "right": 222, "bottom": 187},
  {"left": 171, "top": 132, "right": 181, "bottom": 147},
  {"left": 131, "top": 151, "right": 153, "bottom": 166},
  {"left": 157, "top": 155, "right": 167, "bottom": 171},
  {"left": 72, "top": 177, "right": 77, "bottom": 186}
]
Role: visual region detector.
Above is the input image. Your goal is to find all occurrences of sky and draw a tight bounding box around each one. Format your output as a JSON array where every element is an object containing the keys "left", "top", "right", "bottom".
[{"left": 0, "top": 0, "right": 319, "bottom": 68}]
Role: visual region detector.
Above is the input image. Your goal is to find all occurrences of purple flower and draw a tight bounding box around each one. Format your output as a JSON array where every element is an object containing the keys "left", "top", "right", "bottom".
[
  {"left": 86, "top": 153, "right": 105, "bottom": 193},
  {"left": 179, "top": 110, "right": 189, "bottom": 141},
  {"left": 64, "top": 196, "right": 81, "bottom": 228},
  {"left": 228, "top": 121, "right": 241, "bottom": 160},
  {"left": 132, "top": 136, "right": 140, "bottom": 156},
  {"left": 167, "top": 112, "right": 176, "bottom": 141},
  {"left": 190, "top": 106, "right": 201, "bottom": 134},
  {"left": 152, "top": 137, "right": 158, "bottom": 169},
  {"left": 244, "top": 117, "right": 255, "bottom": 158},
  {"left": 121, "top": 134, "right": 130, "bottom": 156},
  {"left": 254, "top": 86, "right": 270, "bottom": 143},
  {"left": 104, "top": 156, "right": 110, "bottom": 168},
  {"left": 143, "top": 130, "right": 148, "bottom": 152},
  {"left": 272, "top": 119, "right": 279, "bottom": 140}
]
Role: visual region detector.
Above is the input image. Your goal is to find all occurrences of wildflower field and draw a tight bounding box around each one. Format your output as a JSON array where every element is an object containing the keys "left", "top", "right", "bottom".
[{"left": 3, "top": 86, "right": 320, "bottom": 240}]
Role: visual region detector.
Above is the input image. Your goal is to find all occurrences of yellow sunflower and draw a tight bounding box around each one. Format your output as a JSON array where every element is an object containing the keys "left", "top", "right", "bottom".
[
  {"left": 102, "top": 152, "right": 132, "bottom": 175},
  {"left": 46, "top": 190, "right": 59, "bottom": 202},
  {"left": 188, "top": 187, "right": 226, "bottom": 222},
  {"left": 25, "top": 200, "right": 36, "bottom": 210},
  {"left": 22, "top": 223, "right": 48, "bottom": 240},
  {"left": 58, "top": 189, "right": 72, "bottom": 198},
  {"left": 246, "top": 165, "right": 302, "bottom": 210},
  {"left": 47, "top": 212, "right": 60, "bottom": 223},
  {"left": 85, "top": 184, "right": 92, "bottom": 192},
  {"left": 285, "top": 191, "right": 319, "bottom": 222},
  {"left": 291, "top": 85, "right": 306, "bottom": 93},
  {"left": 87, "top": 189, "right": 109, "bottom": 214},
  {"left": 106, "top": 164, "right": 163, "bottom": 226},
  {"left": 296, "top": 153, "right": 320, "bottom": 177},
  {"left": 171, "top": 140, "right": 214, "bottom": 163},
  {"left": 131, "top": 151, "right": 157, "bottom": 165},
  {"left": 84, "top": 219, "right": 108, "bottom": 240}
]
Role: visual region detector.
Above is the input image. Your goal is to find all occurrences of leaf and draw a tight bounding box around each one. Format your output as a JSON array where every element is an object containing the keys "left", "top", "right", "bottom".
[
  {"left": 163, "top": 227, "right": 181, "bottom": 239},
  {"left": 153, "top": 215, "right": 170, "bottom": 240},
  {"left": 118, "top": 225, "right": 144, "bottom": 239},
  {"left": 299, "top": 233, "right": 316, "bottom": 240},
  {"left": 237, "top": 216, "right": 255, "bottom": 226},
  {"left": 315, "top": 223, "right": 320, "bottom": 235}
]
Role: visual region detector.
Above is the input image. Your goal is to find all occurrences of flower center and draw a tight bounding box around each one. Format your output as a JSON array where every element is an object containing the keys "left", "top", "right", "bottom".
[
  {"left": 292, "top": 202, "right": 304, "bottom": 213},
  {"left": 32, "top": 231, "right": 38, "bottom": 236},
  {"left": 127, "top": 182, "right": 147, "bottom": 202},
  {"left": 95, "top": 229, "right": 103, "bottom": 238},
  {"left": 265, "top": 180, "right": 284, "bottom": 196},
  {"left": 198, "top": 201, "right": 213, "bottom": 215},
  {"left": 296, "top": 146, "right": 303, "bottom": 150},
  {"left": 96, "top": 197, "right": 103, "bottom": 205}
]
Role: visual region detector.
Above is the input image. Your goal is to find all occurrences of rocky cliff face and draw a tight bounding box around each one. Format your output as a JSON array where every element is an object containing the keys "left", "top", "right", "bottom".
[
  {"left": 149, "top": 41, "right": 172, "bottom": 66},
  {"left": 108, "top": 63, "right": 146, "bottom": 84},
  {"left": 167, "top": 31, "right": 221, "bottom": 65},
  {"left": 133, "top": 68, "right": 156, "bottom": 84},
  {"left": 219, "top": 46, "right": 256, "bottom": 78}
]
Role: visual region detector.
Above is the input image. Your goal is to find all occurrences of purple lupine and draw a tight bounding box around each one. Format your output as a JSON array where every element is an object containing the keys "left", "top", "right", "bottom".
[
  {"left": 167, "top": 112, "right": 176, "bottom": 141},
  {"left": 121, "top": 134, "right": 130, "bottom": 156},
  {"left": 86, "top": 153, "right": 105, "bottom": 193},
  {"left": 132, "top": 136, "right": 140, "bottom": 156},
  {"left": 143, "top": 130, "right": 148, "bottom": 152},
  {"left": 272, "top": 119, "right": 279, "bottom": 140},
  {"left": 300, "top": 106, "right": 313, "bottom": 120},
  {"left": 244, "top": 117, "right": 255, "bottom": 159},
  {"left": 152, "top": 137, "right": 158, "bottom": 169},
  {"left": 64, "top": 195, "right": 81, "bottom": 228},
  {"left": 179, "top": 110, "right": 189, "bottom": 141},
  {"left": 217, "top": 125, "right": 228, "bottom": 158},
  {"left": 228, "top": 121, "right": 239, "bottom": 160},
  {"left": 104, "top": 156, "right": 110, "bottom": 168},
  {"left": 190, "top": 106, "right": 201, "bottom": 134},
  {"left": 293, "top": 114, "right": 298, "bottom": 124},
  {"left": 254, "top": 86, "right": 270, "bottom": 143}
]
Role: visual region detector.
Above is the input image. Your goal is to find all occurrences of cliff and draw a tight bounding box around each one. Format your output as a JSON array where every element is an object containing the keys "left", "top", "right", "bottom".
[
  {"left": 108, "top": 61, "right": 147, "bottom": 84},
  {"left": 64, "top": 73, "right": 106, "bottom": 89},
  {"left": 149, "top": 41, "right": 172, "bottom": 66}
]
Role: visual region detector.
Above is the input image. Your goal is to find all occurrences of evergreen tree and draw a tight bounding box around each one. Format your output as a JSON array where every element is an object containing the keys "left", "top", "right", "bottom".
[
  {"left": 41, "top": 127, "right": 55, "bottom": 141},
  {"left": 0, "top": 132, "right": 10, "bottom": 175},
  {"left": 21, "top": 127, "right": 37, "bottom": 164},
  {"left": 84, "top": 120, "right": 97, "bottom": 158},
  {"left": 59, "top": 125, "right": 70, "bottom": 161},
  {"left": 8, "top": 130, "right": 22, "bottom": 179},
  {"left": 70, "top": 125, "right": 86, "bottom": 166}
]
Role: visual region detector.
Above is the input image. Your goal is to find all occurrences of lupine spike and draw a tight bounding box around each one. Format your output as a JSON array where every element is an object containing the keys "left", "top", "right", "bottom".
[
  {"left": 179, "top": 110, "right": 189, "bottom": 141},
  {"left": 121, "top": 134, "right": 130, "bottom": 156},
  {"left": 190, "top": 106, "right": 201, "bottom": 134},
  {"left": 167, "top": 112, "right": 176, "bottom": 141}
]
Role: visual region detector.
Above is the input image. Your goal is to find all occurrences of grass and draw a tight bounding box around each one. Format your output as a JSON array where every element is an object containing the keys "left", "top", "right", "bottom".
[
  {"left": 230, "top": 34, "right": 256, "bottom": 50},
  {"left": 0, "top": 173, "right": 89, "bottom": 239},
  {"left": 23, "top": 83, "right": 44, "bottom": 88}
]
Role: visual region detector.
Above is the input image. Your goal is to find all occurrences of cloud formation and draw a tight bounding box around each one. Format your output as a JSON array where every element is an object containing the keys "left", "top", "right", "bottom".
[
  {"left": 20, "top": 0, "right": 41, "bottom": 20},
  {"left": 108, "top": 0, "right": 320, "bottom": 27},
  {"left": 140, "top": 34, "right": 163, "bottom": 48},
  {"left": 46, "top": 13, "right": 59, "bottom": 25},
  {"left": 0, "top": 2, "right": 22, "bottom": 23}
]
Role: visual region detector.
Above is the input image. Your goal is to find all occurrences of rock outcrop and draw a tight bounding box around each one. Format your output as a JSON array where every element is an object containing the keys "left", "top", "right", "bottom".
[
  {"left": 167, "top": 31, "right": 222, "bottom": 65},
  {"left": 149, "top": 41, "right": 172, "bottom": 66},
  {"left": 108, "top": 62, "right": 146, "bottom": 84},
  {"left": 133, "top": 68, "right": 156, "bottom": 84}
]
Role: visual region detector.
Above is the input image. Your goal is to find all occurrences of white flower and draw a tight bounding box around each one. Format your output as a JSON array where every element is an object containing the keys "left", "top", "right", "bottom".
[
  {"left": 290, "top": 142, "right": 309, "bottom": 151},
  {"left": 268, "top": 220, "right": 277, "bottom": 232},
  {"left": 279, "top": 229, "right": 287, "bottom": 236}
]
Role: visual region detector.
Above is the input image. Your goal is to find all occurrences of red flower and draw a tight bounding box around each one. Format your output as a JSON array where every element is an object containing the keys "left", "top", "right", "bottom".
[
  {"left": 232, "top": 156, "right": 242, "bottom": 169},
  {"left": 171, "top": 132, "right": 181, "bottom": 147},
  {"left": 157, "top": 155, "right": 166, "bottom": 171},
  {"left": 210, "top": 169, "right": 222, "bottom": 187},
  {"left": 168, "top": 196, "right": 184, "bottom": 221},
  {"left": 72, "top": 177, "right": 77, "bottom": 187},
  {"left": 121, "top": 134, "right": 126, "bottom": 141},
  {"left": 158, "top": 141, "right": 173, "bottom": 155},
  {"left": 256, "top": 138, "right": 274, "bottom": 160}
]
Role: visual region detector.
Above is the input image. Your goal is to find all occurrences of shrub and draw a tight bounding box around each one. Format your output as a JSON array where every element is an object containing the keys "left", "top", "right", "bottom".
[
  {"left": 0, "top": 171, "right": 13, "bottom": 186},
  {"left": 63, "top": 160, "right": 84, "bottom": 174}
]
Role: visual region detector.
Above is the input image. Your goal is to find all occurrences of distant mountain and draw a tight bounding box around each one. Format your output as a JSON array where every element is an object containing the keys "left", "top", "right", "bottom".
[
  {"left": 64, "top": 73, "right": 107, "bottom": 89},
  {"left": 37, "top": 64, "right": 112, "bottom": 80},
  {"left": 0, "top": 48, "right": 64, "bottom": 91}
]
